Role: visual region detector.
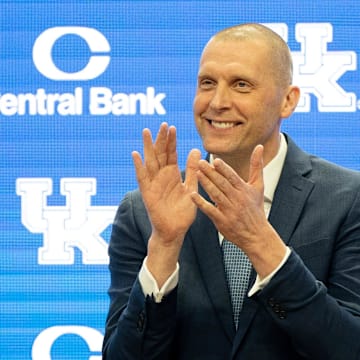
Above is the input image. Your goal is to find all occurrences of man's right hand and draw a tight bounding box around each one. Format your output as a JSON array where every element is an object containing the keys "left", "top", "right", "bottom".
[{"left": 132, "top": 122, "right": 201, "bottom": 287}]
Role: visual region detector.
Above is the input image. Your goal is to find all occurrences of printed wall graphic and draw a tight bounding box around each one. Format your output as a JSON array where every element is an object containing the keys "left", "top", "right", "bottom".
[
  {"left": 16, "top": 178, "right": 116, "bottom": 265},
  {"left": 1, "top": 1, "right": 359, "bottom": 359}
]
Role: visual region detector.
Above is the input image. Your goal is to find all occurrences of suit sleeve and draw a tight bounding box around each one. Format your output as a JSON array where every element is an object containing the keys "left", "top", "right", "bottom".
[
  {"left": 255, "top": 188, "right": 360, "bottom": 360},
  {"left": 102, "top": 191, "right": 177, "bottom": 359}
]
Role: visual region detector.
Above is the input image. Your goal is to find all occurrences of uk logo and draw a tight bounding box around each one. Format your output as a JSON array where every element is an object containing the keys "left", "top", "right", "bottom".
[
  {"left": 266, "top": 22, "right": 357, "bottom": 112},
  {"left": 16, "top": 178, "right": 117, "bottom": 265},
  {"left": 292, "top": 23, "right": 357, "bottom": 112}
]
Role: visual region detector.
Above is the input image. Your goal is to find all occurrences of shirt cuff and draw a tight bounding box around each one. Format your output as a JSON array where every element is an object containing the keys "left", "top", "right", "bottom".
[
  {"left": 138, "top": 256, "right": 179, "bottom": 303},
  {"left": 248, "top": 247, "right": 291, "bottom": 297}
]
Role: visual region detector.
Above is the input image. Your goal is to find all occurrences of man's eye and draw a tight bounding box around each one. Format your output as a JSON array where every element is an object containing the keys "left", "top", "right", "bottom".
[
  {"left": 234, "top": 81, "right": 251, "bottom": 91},
  {"left": 235, "top": 81, "right": 248, "bottom": 88},
  {"left": 199, "top": 79, "right": 215, "bottom": 88}
]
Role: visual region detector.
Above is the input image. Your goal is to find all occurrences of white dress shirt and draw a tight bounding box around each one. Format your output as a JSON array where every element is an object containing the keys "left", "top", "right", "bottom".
[{"left": 139, "top": 133, "right": 291, "bottom": 302}]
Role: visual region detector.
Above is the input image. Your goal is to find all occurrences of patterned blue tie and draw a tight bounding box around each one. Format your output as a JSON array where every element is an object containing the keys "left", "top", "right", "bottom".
[{"left": 222, "top": 238, "right": 252, "bottom": 328}]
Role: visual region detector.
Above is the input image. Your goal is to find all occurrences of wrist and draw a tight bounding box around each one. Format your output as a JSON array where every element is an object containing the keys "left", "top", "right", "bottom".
[
  {"left": 146, "top": 234, "right": 183, "bottom": 288},
  {"left": 245, "top": 226, "right": 287, "bottom": 279}
]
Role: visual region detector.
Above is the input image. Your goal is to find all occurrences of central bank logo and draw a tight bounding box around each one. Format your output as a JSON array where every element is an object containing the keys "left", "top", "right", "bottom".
[
  {"left": 31, "top": 26, "right": 166, "bottom": 115},
  {"left": 33, "top": 27, "right": 111, "bottom": 81},
  {"left": 1, "top": 23, "right": 357, "bottom": 116},
  {"left": 31, "top": 23, "right": 358, "bottom": 113},
  {"left": 32, "top": 325, "right": 103, "bottom": 360},
  {"left": 16, "top": 178, "right": 117, "bottom": 265},
  {"left": 0, "top": 27, "right": 167, "bottom": 116}
]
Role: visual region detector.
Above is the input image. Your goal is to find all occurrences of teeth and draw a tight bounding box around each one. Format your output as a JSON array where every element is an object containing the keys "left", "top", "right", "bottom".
[{"left": 211, "top": 121, "right": 235, "bottom": 129}]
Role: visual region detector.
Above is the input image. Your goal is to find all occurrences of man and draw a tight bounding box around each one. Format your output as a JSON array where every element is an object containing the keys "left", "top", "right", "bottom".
[{"left": 102, "top": 23, "right": 360, "bottom": 359}]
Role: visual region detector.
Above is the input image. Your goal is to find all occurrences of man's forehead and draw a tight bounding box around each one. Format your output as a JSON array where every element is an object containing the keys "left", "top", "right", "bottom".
[
  {"left": 202, "top": 36, "right": 268, "bottom": 56},
  {"left": 200, "top": 37, "right": 269, "bottom": 64},
  {"left": 213, "top": 23, "right": 279, "bottom": 43}
]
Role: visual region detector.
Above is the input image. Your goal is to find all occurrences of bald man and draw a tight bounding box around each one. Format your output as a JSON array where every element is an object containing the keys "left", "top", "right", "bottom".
[{"left": 103, "top": 24, "right": 360, "bottom": 359}]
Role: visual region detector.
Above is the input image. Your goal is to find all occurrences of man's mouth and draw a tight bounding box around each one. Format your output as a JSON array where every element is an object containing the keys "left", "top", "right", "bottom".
[{"left": 209, "top": 120, "right": 241, "bottom": 129}]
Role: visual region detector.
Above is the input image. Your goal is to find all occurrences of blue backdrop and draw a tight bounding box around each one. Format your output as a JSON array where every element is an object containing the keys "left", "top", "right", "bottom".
[{"left": 1, "top": 1, "right": 359, "bottom": 359}]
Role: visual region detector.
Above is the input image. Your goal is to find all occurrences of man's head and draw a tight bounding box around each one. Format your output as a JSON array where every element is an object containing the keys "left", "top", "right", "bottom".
[
  {"left": 210, "top": 23, "right": 293, "bottom": 87},
  {"left": 193, "top": 23, "right": 300, "bottom": 169}
]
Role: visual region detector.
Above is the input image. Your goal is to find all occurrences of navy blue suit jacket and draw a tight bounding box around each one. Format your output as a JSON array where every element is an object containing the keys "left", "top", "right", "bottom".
[{"left": 103, "top": 135, "right": 360, "bottom": 359}]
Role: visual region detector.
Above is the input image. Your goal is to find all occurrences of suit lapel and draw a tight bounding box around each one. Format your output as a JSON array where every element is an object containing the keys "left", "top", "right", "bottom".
[
  {"left": 189, "top": 184, "right": 236, "bottom": 341},
  {"left": 268, "top": 136, "right": 314, "bottom": 245},
  {"left": 232, "top": 135, "right": 315, "bottom": 353},
  {"left": 189, "top": 136, "right": 316, "bottom": 351}
]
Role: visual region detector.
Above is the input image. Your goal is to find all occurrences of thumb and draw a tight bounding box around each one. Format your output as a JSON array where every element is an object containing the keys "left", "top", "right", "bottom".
[
  {"left": 185, "top": 149, "right": 201, "bottom": 192},
  {"left": 248, "top": 145, "right": 264, "bottom": 192}
]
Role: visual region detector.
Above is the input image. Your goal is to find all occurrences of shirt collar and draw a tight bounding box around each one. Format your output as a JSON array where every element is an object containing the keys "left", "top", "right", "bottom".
[{"left": 263, "top": 133, "right": 287, "bottom": 203}]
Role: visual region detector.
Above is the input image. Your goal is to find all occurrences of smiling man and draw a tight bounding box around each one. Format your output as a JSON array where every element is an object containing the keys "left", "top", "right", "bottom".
[{"left": 103, "top": 23, "right": 360, "bottom": 360}]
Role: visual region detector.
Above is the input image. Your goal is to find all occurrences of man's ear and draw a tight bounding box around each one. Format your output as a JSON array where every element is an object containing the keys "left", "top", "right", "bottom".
[{"left": 280, "top": 85, "right": 300, "bottom": 119}]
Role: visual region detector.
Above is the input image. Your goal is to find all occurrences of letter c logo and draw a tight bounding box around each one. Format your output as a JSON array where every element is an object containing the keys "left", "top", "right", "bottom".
[
  {"left": 32, "top": 26, "right": 110, "bottom": 80},
  {"left": 31, "top": 325, "right": 103, "bottom": 359}
]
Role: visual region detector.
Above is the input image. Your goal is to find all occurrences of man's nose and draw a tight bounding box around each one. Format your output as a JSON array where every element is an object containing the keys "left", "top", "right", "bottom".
[{"left": 209, "top": 84, "right": 232, "bottom": 110}]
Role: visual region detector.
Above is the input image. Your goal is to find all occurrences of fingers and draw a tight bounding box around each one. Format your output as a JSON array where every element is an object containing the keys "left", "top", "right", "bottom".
[
  {"left": 132, "top": 150, "right": 148, "bottom": 191},
  {"left": 143, "top": 128, "right": 159, "bottom": 178},
  {"left": 198, "top": 145, "right": 264, "bottom": 191},
  {"left": 212, "top": 158, "right": 244, "bottom": 189},
  {"left": 141, "top": 123, "right": 178, "bottom": 178},
  {"left": 152, "top": 123, "right": 178, "bottom": 166},
  {"left": 195, "top": 145, "right": 265, "bottom": 208},
  {"left": 196, "top": 159, "right": 240, "bottom": 207},
  {"left": 191, "top": 190, "right": 221, "bottom": 219},
  {"left": 166, "top": 126, "right": 178, "bottom": 165},
  {"left": 154, "top": 123, "right": 169, "bottom": 167}
]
